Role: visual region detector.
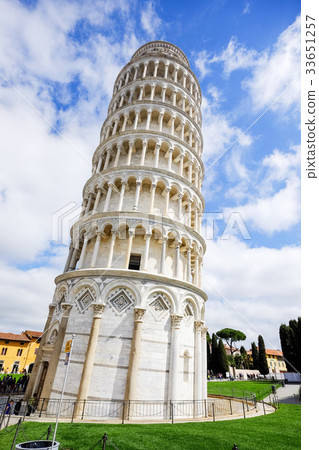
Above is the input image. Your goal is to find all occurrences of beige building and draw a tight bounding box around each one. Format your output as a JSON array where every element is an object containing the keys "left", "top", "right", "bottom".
[{"left": 26, "top": 41, "right": 207, "bottom": 417}]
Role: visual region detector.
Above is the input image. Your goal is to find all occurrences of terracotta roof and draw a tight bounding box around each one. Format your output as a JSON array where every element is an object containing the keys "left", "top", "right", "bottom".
[
  {"left": 0, "top": 332, "right": 31, "bottom": 342},
  {"left": 247, "top": 348, "right": 283, "bottom": 357},
  {"left": 23, "top": 330, "right": 42, "bottom": 338}
]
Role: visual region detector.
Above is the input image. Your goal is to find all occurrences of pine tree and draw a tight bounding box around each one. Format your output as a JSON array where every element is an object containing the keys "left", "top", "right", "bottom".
[
  {"left": 251, "top": 342, "right": 259, "bottom": 370},
  {"left": 240, "top": 346, "right": 249, "bottom": 369},
  {"left": 206, "top": 331, "right": 212, "bottom": 371},
  {"left": 258, "top": 335, "right": 269, "bottom": 375}
]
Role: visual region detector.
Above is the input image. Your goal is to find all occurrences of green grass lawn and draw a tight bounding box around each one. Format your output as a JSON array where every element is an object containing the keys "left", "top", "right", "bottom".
[
  {"left": 207, "top": 380, "right": 281, "bottom": 401},
  {"left": 0, "top": 404, "right": 300, "bottom": 450}
]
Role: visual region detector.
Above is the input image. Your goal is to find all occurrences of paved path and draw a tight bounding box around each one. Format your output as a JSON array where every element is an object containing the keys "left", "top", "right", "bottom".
[{"left": 266, "top": 383, "right": 301, "bottom": 404}]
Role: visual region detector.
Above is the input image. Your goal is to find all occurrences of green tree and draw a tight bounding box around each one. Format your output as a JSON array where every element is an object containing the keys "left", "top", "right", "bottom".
[
  {"left": 279, "top": 317, "right": 301, "bottom": 373},
  {"left": 210, "top": 333, "right": 219, "bottom": 374},
  {"left": 234, "top": 354, "right": 242, "bottom": 369},
  {"left": 258, "top": 335, "right": 269, "bottom": 375},
  {"left": 216, "top": 338, "right": 229, "bottom": 376},
  {"left": 240, "top": 346, "right": 249, "bottom": 369},
  {"left": 216, "top": 328, "right": 247, "bottom": 355},
  {"left": 251, "top": 342, "right": 259, "bottom": 370},
  {"left": 206, "top": 331, "right": 212, "bottom": 371},
  {"left": 216, "top": 328, "right": 246, "bottom": 375}
]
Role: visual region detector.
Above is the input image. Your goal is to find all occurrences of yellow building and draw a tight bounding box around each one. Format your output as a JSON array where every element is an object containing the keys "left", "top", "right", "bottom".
[
  {"left": 247, "top": 348, "right": 287, "bottom": 373},
  {"left": 0, "top": 330, "right": 42, "bottom": 374}
]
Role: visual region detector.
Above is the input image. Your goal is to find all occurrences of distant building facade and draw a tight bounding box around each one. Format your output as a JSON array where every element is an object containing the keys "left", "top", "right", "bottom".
[
  {"left": 247, "top": 348, "right": 287, "bottom": 373},
  {"left": 0, "top": 330, "right": 42, "bottom": 374}
]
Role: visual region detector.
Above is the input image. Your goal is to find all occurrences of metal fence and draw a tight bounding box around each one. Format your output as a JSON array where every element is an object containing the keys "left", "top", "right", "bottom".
[{"left": 0, "top": 396, "right": 258, "bottom": 426}]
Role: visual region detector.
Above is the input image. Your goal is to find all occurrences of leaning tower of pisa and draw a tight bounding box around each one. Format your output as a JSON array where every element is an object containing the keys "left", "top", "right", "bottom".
[{"left": 27, "top": 41, "right": 207, "bottom": 416}]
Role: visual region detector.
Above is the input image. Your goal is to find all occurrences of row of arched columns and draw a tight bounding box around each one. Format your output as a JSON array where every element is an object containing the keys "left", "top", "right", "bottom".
[
  {"left": 108, "top": 80, "right": 201, "bottom": 126},
  {"left": 113, "top": 57, "right": 201, "bottom": 106},
  {"left": 81, "top": 175, "right": 204, "bottom": 232},
  {"left": 92, "top": 137, "right": 203, "bottom": 190},
  {"left": 100, "top": 105, "right": 202, "bottom": 155},
  {"left": 65, "top": 222, "right": 204, "bottom": 288}
]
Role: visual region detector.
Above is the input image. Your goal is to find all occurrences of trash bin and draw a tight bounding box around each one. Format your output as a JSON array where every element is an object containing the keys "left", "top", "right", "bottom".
[
  {"left": 281, "top": 380, "right": 285, "bottom": 387},
  {"left": 16, "top": 441, "right": 59, "bottom": 449},
  {"left": 271, "top": 385, "right": 276, "bottom": 394}
]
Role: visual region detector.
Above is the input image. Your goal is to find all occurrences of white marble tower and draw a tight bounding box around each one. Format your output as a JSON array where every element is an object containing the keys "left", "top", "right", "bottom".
[{"left": 27, "top": 41, "right": 207, "bottom": 415}]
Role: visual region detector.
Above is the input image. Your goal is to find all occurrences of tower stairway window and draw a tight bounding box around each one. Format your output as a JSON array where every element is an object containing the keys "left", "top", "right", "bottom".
[{"left": 129, "top": 254, "right": 141, "bottom": 270}]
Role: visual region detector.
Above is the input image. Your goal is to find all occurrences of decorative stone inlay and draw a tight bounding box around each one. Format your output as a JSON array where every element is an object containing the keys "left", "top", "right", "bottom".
[
  {"left": 75, "top": 289, "right": 95, "bottom": 313},
  {"left": 107, "top": 288, "right": 135, "bottom": 315},
  {"left": 149, "top": 293, "right": 170, "bottom": 321}
]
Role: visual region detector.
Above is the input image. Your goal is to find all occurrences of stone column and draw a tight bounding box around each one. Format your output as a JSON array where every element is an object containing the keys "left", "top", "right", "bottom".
[
  {"left": 122, "top": 114, "right": 128, "bottom": 132},
  {"left": 167, "top": 147, "right": 173, "bottom": 171},
  {"left": 96, "top": 156, "right": 103, "bottom": 173},
  {"left": 160, "top": 237, "right": 167, "bottom": 274},
  {"left": 158, "top": 110, "right": 164, "bottom": 132},
  {"left": 138, "top": 85, "right": 144, "bottom": 101},
  {"left": 63, "top": 245, "right": 74, "bottom": 273},
  {"left": 201, "top": 326, "right": 208, "bottom": 400},
  {"left": 154, "top": 143, "right": 160, "bottom": 168},
  {"left": 39, "top": 303, "right": 72, "bottom": 401},
  {"left": 77, "top": 235, "right": 89, "bottom": 270},
  {"left": 164, "top": 188, "right": 171, "bottom": 216},
  {"left": 168, "top": 315, "right": 183, "bottom": 400},
  {"left": 133, "top": 181, "right": 141, "bottom": 211},
  {"left": 124, "top": 308, "right": 146, "bottom": 405},
  {"left": 141, "top": 139, "right": 147, "bottom": 165},
  {"left": 141, "top": 233, "right": 151, "bottom": 270},
  {"left": 164, "top": 62, "right": 169, "bottom": 79},
  {"left": 103, "top": 150, "right": 111, "bottom": 170},
  {"left": 174, "top": 241, "right": 181, "bottom": 278},
  {"left": 114, "top": 145, "right": 122, "bottom": 167},
  {"left": 124, "top": 230, "right": 134, "bottom": 269},
  {"left": 142, "top": 62, "right": 148, "bottom": 78},
  {"left": 103, "top": 184, "right": 113, "bottom": 212},
  {"left": 74, "top": 303, "right": 105, "bottom": 416},
  {"left": 127, "top": 141, "right": 134, "bottom": 165},
  {"left": 90, "top": 232, "right": 102, "bottom": 268},
  {"left": 69, "top": 247, "right": 79, "bottom": 271},
  {"left": 133, "top": 111, "right": 139, "bottom": 129},
  {"left": 118, "top": 182, "right": 126, "bottom": 211},
  {"left": 150, "top": 84, "right": 156, "bottom": 101},
  {"left": 92, "top": 188, "right": 102, "bottom": 215},
  {"left": 107, "top": 231, "right": 117, "bottom": 268},
  {"left": 187, "top": 248, "right": 191, "bottom": 282},
  {"left": 24, "top": 304, "right": 56, "bottom": 400},
  {"left": 194, "top": 321, "right": 203, "bottom": 402},
  {"left": 84, "top": 194, "right": 93, "bottom": 215},
  {"left": 153, "top": 60, "right": 159, "bottom": 77},
  {"left": 149, "top": 183, "right": 156, "bottom": 212},
  {"left": 146, "top": 109, "right": 152, "bottom": 130},
  {"left": 161, "top": 86, "right": 167, "bottom": 102}
]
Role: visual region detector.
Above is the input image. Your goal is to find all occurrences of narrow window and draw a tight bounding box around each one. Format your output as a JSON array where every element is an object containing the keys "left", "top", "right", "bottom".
[
  {"left": 17, "top": 349, "right": 23, "bottom": 356},
  {"left": 1, "top": 348, "right": 7, "bottom": 356},
  {"left": 128, "top": 254, "right": 141, "bottom": 270}
]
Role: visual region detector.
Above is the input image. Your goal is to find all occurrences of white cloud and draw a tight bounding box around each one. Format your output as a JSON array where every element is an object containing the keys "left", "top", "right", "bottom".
[
  {"left": 140, "top": 1, "right": 162, "bottom": 39},
  {"left": 203, "top": 238, "right": 300, "bottom": 348},
  {"left": 244, "top": 16, "right": 301, "bottom": 113},
  {"left": 210, "top": 37, "right": 258, "bottom": 76},
  {"left": 194, "top": 50, "right": 212, "bottom": 79},
  {"left": 223, "top": 145, "right": 300, "bottom": 235}
]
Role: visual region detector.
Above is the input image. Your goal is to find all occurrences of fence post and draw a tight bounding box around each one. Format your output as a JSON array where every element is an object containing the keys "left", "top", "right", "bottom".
[
  {"left": 212, "top": 402, "right": 215, "bottom": 422},
  {"left": 246, "top": 397, "right": 249, "bottom": 411},
  {"left": 204, "top": 399, "right": 207, "bottom": 418},
  {"left": 229, "top": 399, "right": 232, "bottom": 415},
  {"left": 122, "top": 401, "right": 125, "bottom": 424},
  {"left": 81, "top": 400, "right": 86, "bottom": 420},
  {"left": 242, "top": 401, "right": 246, "bottom": 419},
  {"left": 171, "top": 401, "right": 174, "bottom": 424},
  {"left": 10, "top": 417, "right": 22, "bottom": 450},
  {"left": 39, "top": 398, "right": 45, "bottom": 418},
  {"left": 71, "top": 401, "right": 76, "bottom": 423},
  {"left": 262, "top": 399, "right": 266, "bottom": 415}
]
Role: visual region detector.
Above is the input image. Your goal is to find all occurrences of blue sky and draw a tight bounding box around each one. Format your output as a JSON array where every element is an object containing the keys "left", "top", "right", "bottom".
[{"left": 0, "top": 0, "right": 301, "bottom": 350}]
